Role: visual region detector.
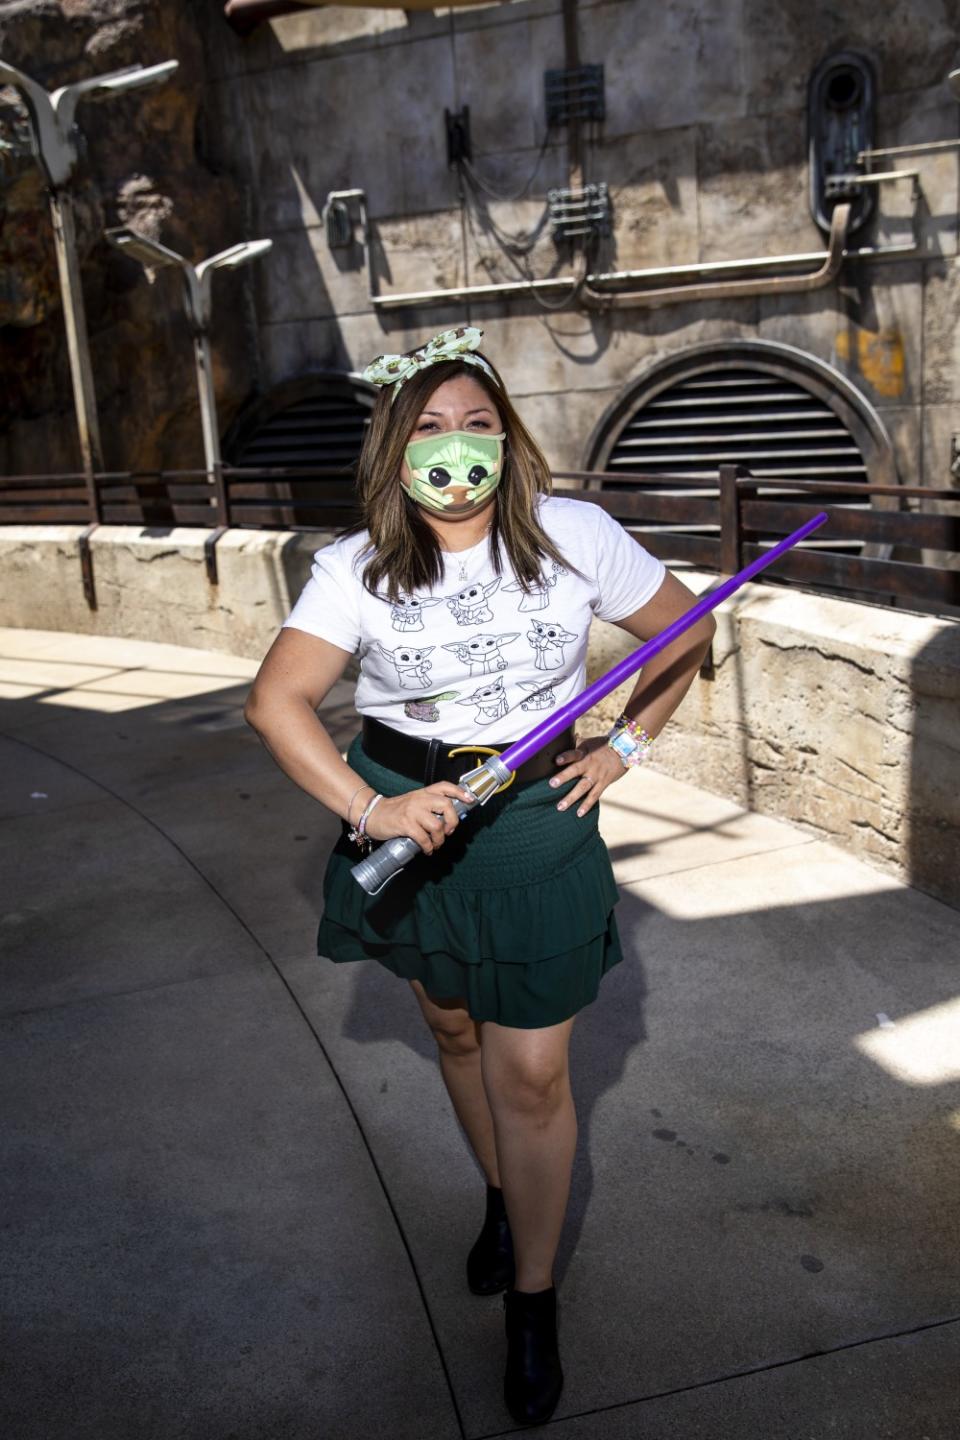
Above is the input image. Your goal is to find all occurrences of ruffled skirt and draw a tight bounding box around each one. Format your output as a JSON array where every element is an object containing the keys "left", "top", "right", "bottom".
[{"left": 317, "top": 735, "right": 625, "bottom": 1028}]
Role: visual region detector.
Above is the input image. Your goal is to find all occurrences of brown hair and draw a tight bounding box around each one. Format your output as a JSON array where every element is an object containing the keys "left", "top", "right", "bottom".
[{"left": 344, "top": 353, "right": 581, "bottom": 602}]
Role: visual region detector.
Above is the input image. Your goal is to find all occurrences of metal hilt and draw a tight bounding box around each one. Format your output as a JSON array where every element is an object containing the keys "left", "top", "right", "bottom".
[{"left": 350, "top": 755, "right": 512, "bottom": 895}]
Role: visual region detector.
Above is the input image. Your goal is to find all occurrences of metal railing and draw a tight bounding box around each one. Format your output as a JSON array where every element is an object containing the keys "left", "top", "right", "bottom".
[{"left": 1, "top": 463, "right": 958, "bottom": 613}]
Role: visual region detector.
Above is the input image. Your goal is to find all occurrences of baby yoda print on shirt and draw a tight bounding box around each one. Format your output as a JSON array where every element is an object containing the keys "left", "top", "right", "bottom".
[
  {"left": 442, "top": 631, "right": 520, "bottom": 676},
  {"left": 446, "top": 577, "right": 501, "bottom": 625},
  {"left": 404, "top": 690, "right": 460, "bottom": 722},
  {"left": 383, "top": 593, "right": 445, "bottom": 632},
  {"left": 519, "top": 678, "right": 564, "bottom": 710},
  {"left": 280, "top": 494, "right": 667, "bottom": 743},
  {"left": 457, "top": 675, "right": 510, "bottom": 725},
  {"left": 376, "top": 642, "right": 435, "bottom": 689},
  {"left": 526, "top": 618, "right": 578, "bottom": 671},
  {"left": 503, "top": 561, "right": 566, "bottom": 612}
]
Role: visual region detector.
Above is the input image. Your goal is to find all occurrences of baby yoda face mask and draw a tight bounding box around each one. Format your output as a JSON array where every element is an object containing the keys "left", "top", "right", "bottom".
[{"left": 402, "top": 430, "right": 506, "bottom": 515}]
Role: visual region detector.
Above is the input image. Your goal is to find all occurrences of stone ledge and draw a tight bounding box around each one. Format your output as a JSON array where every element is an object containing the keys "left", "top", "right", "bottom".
[
  {"left": 589, "top": 572, "right": 960, "bottom": 908},
  {"left": 1, "top": 526, "right": 957, "bottom": 906}
]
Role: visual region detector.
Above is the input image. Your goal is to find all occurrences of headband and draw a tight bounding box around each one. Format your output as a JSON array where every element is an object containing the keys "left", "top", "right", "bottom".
[{"left": 361, "top": 326, "right": 499, "bottom": 401}]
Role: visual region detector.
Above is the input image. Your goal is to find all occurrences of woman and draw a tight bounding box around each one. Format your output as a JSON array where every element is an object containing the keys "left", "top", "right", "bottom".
[{"left": 243, "top": 326, "right": 715, "bottom": 1426}]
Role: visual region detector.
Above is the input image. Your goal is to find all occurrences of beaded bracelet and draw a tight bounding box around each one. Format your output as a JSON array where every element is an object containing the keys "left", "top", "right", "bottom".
[
  {"left": 606, "top": 713, "right": 655, "bottom": 769},
  {"left": 347, "top": 791, "right": 383, "bottom": 851}
]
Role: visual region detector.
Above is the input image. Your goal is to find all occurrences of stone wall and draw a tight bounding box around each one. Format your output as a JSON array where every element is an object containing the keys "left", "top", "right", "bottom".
[
  {"left": 0, "top": 0, "right": 255, "bottom": 476},
  {"left": 2, "top": 521, "right": 957, "bottom": 909},
  {"left": 4, "top": 1, "right": 959, "bottom": 492},
  {"left": 193, "top": 0, "right": 960, "bottom": 492}
]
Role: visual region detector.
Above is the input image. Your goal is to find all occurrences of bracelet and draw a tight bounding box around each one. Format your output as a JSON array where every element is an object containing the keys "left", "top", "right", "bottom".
[
  {"left": 611, "top": 711, "right": 655, "bottom": 744},
  {"left": 348, "top": 791, "right": 383, "bottom": 850},
  {"left": 346, "top": 782, "right": 373, "bottom": 827},
  {"left": 606, "top": 714, "right": 655, "bottom": 769}
]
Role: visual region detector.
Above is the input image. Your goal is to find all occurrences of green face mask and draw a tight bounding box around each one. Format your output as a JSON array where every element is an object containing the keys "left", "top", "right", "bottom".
[{"left": 403, "top": 430, "right": 506, "bottom": 515}]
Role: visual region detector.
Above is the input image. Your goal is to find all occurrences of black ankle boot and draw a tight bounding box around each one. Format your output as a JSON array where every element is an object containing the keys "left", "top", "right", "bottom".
[
  {"left": 502, "top": 1283, "right": 564, "bottom": 1425},
  {"left": 466, "top": 1183, "right": 515, "bottom": 1295}
]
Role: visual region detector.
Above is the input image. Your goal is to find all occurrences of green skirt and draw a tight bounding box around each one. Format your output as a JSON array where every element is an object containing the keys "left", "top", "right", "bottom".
[{"left": 317, "top": 735, "right": 625, "bottom": 1029}]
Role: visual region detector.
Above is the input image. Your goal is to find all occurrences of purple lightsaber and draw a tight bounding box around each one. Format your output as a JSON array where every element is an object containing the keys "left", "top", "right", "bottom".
[{"left": 352, "top": 510, "right": 828, "bottom": 894}]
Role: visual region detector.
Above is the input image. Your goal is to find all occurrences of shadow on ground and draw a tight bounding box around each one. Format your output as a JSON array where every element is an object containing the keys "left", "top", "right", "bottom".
[{"left": 1, "top": 631, "right": 958, "bottom": 1439}]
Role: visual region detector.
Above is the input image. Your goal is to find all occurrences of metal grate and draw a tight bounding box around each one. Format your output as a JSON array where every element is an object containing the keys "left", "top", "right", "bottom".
[
  {"left": 229, "top": 391, "right": 371, "bottom": 469},
  {"left": 544, "top": 65, "right": 605, "bottom": 126},
  {"left": 603, "top": 367, "right": 868, "bottom": 486}
]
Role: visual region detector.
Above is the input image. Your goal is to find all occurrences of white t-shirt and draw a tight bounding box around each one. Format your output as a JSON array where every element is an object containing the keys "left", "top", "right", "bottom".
[{"left": 282, "top": 494, "right": 666, "bottom": 743}]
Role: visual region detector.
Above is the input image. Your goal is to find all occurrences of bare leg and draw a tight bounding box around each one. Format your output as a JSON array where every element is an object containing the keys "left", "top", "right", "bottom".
[
  {"left": 409, "top": 979, "right": 501, "bottom": 1187},
  {"left": 479, "top": 1015, "right": 577, "bottom": 1292}
]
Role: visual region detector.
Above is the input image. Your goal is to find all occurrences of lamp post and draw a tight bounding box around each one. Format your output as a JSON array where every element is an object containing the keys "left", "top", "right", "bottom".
[
  {"left": 104, "top": 229, "right": 273, "bottom": 515},
  {"left": 0, "top": 59, "right": 179, "bottom": 504}
]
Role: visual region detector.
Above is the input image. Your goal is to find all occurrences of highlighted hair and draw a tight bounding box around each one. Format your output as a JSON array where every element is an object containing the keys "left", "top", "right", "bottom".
[{"left": 346, "top": 355, "right": 580, "bottom": 602}]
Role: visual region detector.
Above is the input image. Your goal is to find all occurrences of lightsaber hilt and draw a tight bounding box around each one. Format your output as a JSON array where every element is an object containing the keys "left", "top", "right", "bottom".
[{"left": 350, "top": 755, "right": 511, "bottom": 895}]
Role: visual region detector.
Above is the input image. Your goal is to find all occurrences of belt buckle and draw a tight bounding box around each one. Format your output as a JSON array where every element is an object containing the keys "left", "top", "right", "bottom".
[{"left": 446, "top": 744, "right": 515, "bottom": 793}]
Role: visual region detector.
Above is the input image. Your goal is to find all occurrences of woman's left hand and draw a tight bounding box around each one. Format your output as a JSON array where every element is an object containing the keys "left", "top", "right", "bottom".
[{"left": 549, "top": 732, "right": 628, "bottom": 817}]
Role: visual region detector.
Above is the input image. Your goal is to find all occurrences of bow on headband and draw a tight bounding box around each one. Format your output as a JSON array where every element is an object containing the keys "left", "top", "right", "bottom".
[{"left": 361, "top": 326, "right": 499, "bottom": 399}]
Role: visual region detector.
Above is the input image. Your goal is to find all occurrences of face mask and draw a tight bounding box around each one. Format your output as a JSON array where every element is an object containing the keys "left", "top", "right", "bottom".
[{"left": 403, "top": 430, "right": 506, "bottom": 515}]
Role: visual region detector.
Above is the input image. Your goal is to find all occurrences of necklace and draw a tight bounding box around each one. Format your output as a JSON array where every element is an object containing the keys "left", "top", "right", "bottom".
[{"left": 445, "top": 526, "right": 492, "bottom": 583}]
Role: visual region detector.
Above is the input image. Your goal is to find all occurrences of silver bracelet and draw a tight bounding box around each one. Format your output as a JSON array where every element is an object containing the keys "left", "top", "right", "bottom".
[
  {"left": 346, "top": 782, "right": 373, "bottom": 827},
  {"left": 348, "top": 791, "right": 383, "bottom": 851}
]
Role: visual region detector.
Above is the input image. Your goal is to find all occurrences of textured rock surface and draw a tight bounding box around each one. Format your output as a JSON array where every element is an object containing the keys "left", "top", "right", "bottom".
[
  {"left": 0, "top": 0, "right": 253, "bottom": 475},
  {"left": 588, "top": 572, "right": 960, "bottom": 908}
]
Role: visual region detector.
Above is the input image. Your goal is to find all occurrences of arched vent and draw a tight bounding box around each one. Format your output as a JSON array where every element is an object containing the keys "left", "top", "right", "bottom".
[
  {"left": 603, "top": 367, "right": 868, "bottom": 485},
  {"left": 224, "top": 373, "right": 374, "bottom": 470},
  {"left": 585, "top": 341, "right": 897, "bottom": 493}
]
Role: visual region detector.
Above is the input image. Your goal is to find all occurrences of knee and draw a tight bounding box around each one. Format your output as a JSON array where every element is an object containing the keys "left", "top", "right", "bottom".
[
  {"left": 409, "top": 980, "right": 480, "bottom": 1056},
  {"left": 433, "top": 1018, "right": 481, "bottom": 1057},
  {"left": 488, "top": 1059, "right": 569, "bottom": 1116}
]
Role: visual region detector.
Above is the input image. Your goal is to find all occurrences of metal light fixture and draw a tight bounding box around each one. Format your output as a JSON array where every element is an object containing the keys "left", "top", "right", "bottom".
[
  {"left": 105, "top": 228, "right": 272, "bottom": 491},
  {"left": 0, "top": 59, "right": 179, "bottom": 495}
]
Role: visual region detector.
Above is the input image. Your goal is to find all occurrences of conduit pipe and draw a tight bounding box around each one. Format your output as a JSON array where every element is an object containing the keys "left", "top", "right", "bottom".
[
  {"left": 331, "top": 185, "right": 920, "bottom": 312},
  {"left": 581, "top": 201, "right": 851, "bottom": 309}
]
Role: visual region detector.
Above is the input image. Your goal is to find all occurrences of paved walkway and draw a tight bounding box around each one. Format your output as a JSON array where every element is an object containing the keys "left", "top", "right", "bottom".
[{"left": 2, "top": 627, "right": 958, "bottom": 1440}]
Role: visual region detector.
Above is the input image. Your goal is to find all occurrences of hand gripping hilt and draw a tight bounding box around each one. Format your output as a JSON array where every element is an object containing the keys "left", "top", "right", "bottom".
[{"left": 350, "top": 755, "right": 513, "bottom": 895}]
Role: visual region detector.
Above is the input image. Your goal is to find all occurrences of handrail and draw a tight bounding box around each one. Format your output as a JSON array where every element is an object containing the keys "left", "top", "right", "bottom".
[{"left": 1, "top": 464, "right": 956, "bottom": 614}]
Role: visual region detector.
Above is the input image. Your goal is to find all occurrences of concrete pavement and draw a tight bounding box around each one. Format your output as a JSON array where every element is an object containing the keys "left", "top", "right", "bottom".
[{"left": 1, "top": 627, "right": 958, "bottom": 1439}]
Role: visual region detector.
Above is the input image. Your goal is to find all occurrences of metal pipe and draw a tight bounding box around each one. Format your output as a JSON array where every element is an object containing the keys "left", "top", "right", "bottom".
[
  {"left": 367, "top": 200, "right": 917, "bottom": 310},
  {"left": 49, "top": 191, "right": 104, "bottom": 505},
  {"left": 581, "top": 202, "right": 851, "bottom": 309},
  {"left": 339, "top": 152, "right": 921, "bottom": 312},
  {"left": 858, "top": 138, "right": 960, "bottom": 161},
  {"left": 562, "top": 0, "right": 583, "bottom": 192},
  {"left": 829, "top": 169, "right": 920, "bottom": 186}
]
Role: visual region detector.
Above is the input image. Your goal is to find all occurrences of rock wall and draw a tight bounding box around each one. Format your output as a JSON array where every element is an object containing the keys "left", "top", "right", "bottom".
[
  {"left": 195, "top": 0, "right": 960, "bottom": 495},
  {"left": 587, "top": 574, "right": 960, "bottom": 908},
  {"left": 0, "top": 0, "right": 255, "bottom": 475},
  {"left": 4, "top": 0, "right": 960, "bottom": 498}
]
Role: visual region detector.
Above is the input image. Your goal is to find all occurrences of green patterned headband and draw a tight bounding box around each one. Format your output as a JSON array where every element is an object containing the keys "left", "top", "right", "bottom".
[{"left": 361, "top": 326, "right": 499, "bottom": 401}]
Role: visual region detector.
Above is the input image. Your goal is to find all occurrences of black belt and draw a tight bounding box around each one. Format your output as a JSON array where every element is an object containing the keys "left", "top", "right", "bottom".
[{"left": 360, "top": 715, "right": 576, "bottom": 788}]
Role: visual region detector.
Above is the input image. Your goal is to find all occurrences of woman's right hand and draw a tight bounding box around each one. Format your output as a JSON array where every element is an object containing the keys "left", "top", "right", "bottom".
[{"left": 363, "top": 781, "right": 473, "bottom": 854}]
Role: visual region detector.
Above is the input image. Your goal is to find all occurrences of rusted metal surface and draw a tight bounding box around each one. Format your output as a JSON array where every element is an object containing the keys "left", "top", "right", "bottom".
[
  {"left": 77, "top": 523, "right": 98, "bottom": 610},
  {"left": 719, "top": 463, "right": 749, "bottom": 573},
  {"left": 204, "top": 525, "right": 229, "bottom": 585}
]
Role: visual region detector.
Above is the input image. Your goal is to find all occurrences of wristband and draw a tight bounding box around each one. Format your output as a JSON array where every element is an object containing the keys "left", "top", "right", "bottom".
[
  {"left": 348, "top": 791, "right": 383, "bottom": 850},
  {"left": 606, "top": 715, "right": 654, "bottom": 769},
  {"left": 346, "top": 782, "right": 373, "bottom": 827}
]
